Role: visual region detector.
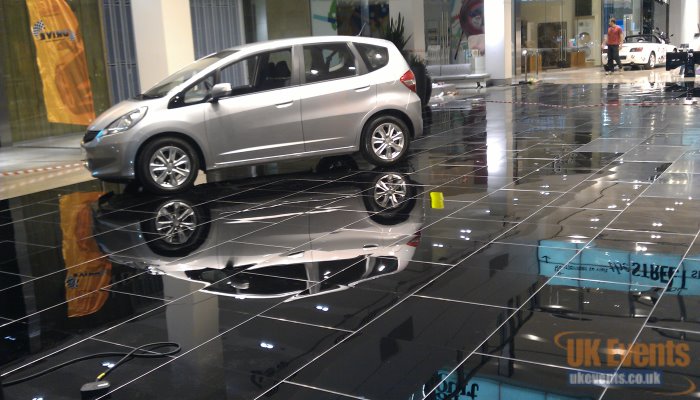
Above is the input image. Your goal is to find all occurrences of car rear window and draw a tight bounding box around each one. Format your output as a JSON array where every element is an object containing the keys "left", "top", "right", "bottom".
[{"left": 355, "top": 43, "right": 389, "bottom": 72}]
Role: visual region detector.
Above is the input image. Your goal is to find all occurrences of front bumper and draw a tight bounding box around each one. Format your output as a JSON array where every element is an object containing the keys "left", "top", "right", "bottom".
[
  {"left": 82, "top": 131, "right": 138, "bottom": 181},
  {"left": 603, "top": 53, "right": 650, "bottom": 66}
]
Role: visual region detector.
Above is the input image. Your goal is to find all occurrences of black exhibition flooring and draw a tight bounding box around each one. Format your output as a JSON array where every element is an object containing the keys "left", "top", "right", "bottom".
[{"left": 2, "top": 83, "right": 700, "bottom": 399}]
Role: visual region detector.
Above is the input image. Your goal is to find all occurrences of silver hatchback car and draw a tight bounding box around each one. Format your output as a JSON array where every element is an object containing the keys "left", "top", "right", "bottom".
[{"left": 82, "top": 36, "right": 423, "bottom": 193}]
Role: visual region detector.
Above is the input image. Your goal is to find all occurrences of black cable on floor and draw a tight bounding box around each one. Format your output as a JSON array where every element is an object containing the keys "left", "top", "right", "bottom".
[{"left": 1, "top": 342, "right": 180, "bottom": 387}]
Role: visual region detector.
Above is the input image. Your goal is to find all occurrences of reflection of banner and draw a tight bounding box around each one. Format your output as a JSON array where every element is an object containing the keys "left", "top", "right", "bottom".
[
  {"left": 26, "top": 0, "right": 95, "bottom": 125},
  {"left": 539, "top": 240, "right": 700, "bottom": 296},
  {"left": 60, "top": 192, "right": 111, "bottom": 318}
]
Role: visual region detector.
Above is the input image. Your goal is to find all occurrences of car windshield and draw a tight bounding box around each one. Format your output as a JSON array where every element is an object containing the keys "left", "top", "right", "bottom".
[
  {"left": 141, "top": 50, "right": 237, "bottom": 99},
  {"left": 625, "top": 35, "right": 654, "bottom": 44}
]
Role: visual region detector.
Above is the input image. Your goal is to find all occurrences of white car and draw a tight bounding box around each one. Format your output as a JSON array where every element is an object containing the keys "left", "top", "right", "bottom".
[{"left": 602, "top": 34, "right": 677, "bottom": 69}]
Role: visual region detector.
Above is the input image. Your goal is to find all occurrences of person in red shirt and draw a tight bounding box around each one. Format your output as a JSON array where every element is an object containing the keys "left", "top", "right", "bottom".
[{"left": 606, "top": 17, "right": 624, "bottom": 74}]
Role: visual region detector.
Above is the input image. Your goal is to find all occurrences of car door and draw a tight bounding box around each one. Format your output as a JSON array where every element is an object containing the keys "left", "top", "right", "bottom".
[
  {"left": 205, "top": 47, "right": 305, "bottom": 167},
  {"left": 300, "top": 42, "right": 376, "bottom": 153}
]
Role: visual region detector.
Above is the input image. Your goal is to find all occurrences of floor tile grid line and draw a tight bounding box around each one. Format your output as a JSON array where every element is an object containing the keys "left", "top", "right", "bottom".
[
  {"left": 644, "top": 324, "right": 700, "bottom": 336},
  {"left": 421, "top": 146, "right": 693, "bottom": 400},
  {"left": 76, "top": 144, "right": 568, "bottom": 399},
  {"left": 235, "top": 144, "right": 630, "bottom": 398},
  {"left": 1, "top": 92, "right": 668, "bottom": 392},
  {"left": 0, "top": 278, "right": 274, "bottom": 380},
  {"left": 0, "top": 165, "right": 450, "bottom": 389},
  {"left": 0, "top": 270, "right": 151, "bottom": 329},
  {"left": 257, "top": 315, "right": 355, "bottom": 334},
  {"left": 88, "top": 337, "right": 179, "bottom": 359},
  {"left": 89, "top": 278, "right": 361, "bottom": 399},
  {"left": 280, "top": 381, "right": 366, "bottom": 399},
  {"left": 0, "top": 173, "right": 380, "bottom": 294},
  {"left": 472, "top": 352, "right": 616, "bottom": 376},
  {"left": 0, "top": 271, "right": 176, "bottom": 376},
  {"left": 597, "top": 219, "right": 700, "bottom": 399},
  {"left": 428, "top": 148, "right": 689, "bottom": 399},
  {"left": 412, "top": 294, "right": 519, "bottom": 311}
]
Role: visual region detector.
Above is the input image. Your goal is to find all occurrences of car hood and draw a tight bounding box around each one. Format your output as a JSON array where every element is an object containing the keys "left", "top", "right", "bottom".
[{"left": 87, "top": 97, "right": 159, "bottom": 131}]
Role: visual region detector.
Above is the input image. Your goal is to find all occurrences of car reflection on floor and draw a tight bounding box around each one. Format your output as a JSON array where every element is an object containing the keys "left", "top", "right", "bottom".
[{"left": 92, "top": 165, "right": 424, "bottom": 300}]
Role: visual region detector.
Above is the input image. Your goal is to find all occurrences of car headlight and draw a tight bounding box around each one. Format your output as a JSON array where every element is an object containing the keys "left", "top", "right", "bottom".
[{"left": 104, "top": 106, "right": 148, "bottom": 135}]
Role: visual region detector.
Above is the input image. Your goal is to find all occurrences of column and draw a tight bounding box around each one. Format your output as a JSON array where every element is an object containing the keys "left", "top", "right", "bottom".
[
  {"left": 668, "top": 0, "right": 700, "bottom": 47},
  {"left": 485, "top": 0, "right": 514, "bottom": 83},
  {"left": 389, "top": 0, "right": 426, "bottom": 58},
  {"left": 131, "top": 0, "right": 195, "bottom": 90}
]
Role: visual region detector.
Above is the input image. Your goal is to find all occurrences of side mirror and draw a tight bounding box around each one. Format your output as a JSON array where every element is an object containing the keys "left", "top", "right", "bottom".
[{"left": 209, "top": 83, "right": 232, "bottom": 102}]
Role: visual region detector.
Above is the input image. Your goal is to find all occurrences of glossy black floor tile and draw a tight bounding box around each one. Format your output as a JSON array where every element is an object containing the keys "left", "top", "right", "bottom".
[
  {"left": 288, "top": 331, "right": 469, "bottom": 400},
  {"left": 4, "top": 83, "right": 700, "bottom": 399}
]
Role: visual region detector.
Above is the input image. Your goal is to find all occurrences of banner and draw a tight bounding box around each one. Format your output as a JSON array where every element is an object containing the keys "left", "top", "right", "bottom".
[{"left": 26, "top": 0, "right": 95, "bottom": 125}]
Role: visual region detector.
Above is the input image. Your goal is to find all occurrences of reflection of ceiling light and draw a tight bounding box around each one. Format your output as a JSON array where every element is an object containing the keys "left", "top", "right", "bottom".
[
  {"left": 636, "top": 246, "right": 648, "bottom": 252},
  {"left": 548, "top": 305, "right": 565, "bottom": 309},
  {"left": 522, "top": 334, "right": 546, "bottom": 342},
  {"left": 607, "top": 205, "right": 617, "bottom": 209},
  {"left": 590, "top": 218, "right": 600, "bottom": 222},
  {"left": 665, "top": 207, "right": 675, "bottom": 211},
  {"left": 260, "top": 342, "right": 274, "bottom": 349},
  {"left": 460, "top": 235, "right": 470, "bottom": 240},
  {"left": 433, "top": 243, "right": 445, "bottom": 248},
  {"left": 583, "top": 301, "right": 590, "bottom": 304},
  {"left": 102, "top": 361, "right": 116, "bottom": 368},
  {"left": 316, "top": 305, "right": 329, "bottom": 312},
  {"left": 378, "top": 265, "right": 386, "bottom": 272}
]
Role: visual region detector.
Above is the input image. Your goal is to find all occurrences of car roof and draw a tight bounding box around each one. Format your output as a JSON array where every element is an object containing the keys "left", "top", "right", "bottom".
[{"left": 223, "top": 35, "right": 394, "bottom": 53}]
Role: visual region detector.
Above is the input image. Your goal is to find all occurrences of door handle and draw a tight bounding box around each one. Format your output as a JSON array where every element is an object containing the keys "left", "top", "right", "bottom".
[
  {"left": 287, "top": 250, "right": 305, "bottom": 258},
  {"left": 275, "top": 101, "right": 294, "bottom": 108},
  {"left": 362, "top": 244, "right": 379, "bottom": 250},
  {"left": 353, "top": 85, "right": 371, "bottom": 92}
]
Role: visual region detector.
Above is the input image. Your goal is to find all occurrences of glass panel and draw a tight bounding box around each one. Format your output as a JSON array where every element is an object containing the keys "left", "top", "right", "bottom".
[{"left": 303, "top": 43, "right": 357, "bottom": 83}]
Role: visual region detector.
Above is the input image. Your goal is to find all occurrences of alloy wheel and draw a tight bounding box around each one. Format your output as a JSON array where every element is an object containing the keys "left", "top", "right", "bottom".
[
  {"left": 374, "top": 173, "right": 408, "bottom": 209},
  {"left": 371, "top": 123, "right": 405, "bottom": 161},
  {"left": 155, "top": 201, "right": 197, "bottom": 244},
  {"left": 149, "top": 146, "right": 192, "bottom": 188}
]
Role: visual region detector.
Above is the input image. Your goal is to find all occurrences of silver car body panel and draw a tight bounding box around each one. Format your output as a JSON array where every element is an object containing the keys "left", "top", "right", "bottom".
[{"left": 82, "top": 36, "right": 422, "bottom": 181}]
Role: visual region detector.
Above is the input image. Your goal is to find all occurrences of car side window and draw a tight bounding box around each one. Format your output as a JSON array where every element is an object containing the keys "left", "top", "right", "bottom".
[
  {"left": 182, "top": 74, "right": 215, "bottom": 104},
  {"left": 303, "top": 43, "right": 357, "bottom": 83},
  {"left": 217, "top": 48, "right": 293, "bottom": 97},
  {"left": 355, "top": 43, "right": 389, "bottom": 72}
]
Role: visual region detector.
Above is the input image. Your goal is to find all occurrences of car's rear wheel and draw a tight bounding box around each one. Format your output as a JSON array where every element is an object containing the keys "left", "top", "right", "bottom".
[
  {"left": 137, "top": 137, "right": 199, "bottom": 194},
  {"left": 645, "top": 52, "right": 656, "bottom": 69},
  {"left": 360, "top": 115, "right": 410, "bottom": 166}
]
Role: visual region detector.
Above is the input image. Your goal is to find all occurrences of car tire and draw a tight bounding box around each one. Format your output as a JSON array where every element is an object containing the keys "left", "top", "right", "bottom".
[
  {"left": 137, "top": 137, "right": 199, "bottom": 194},
  {"left": 360, "top": 115, "right": 411, "bottom": 166},
  {"left": 645, "top": 52, "right": 656, "bottom": 70}
]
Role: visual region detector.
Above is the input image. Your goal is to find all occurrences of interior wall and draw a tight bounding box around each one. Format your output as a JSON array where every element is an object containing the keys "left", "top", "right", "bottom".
[
  {"left": 266, "top": 0, "right": 311, "bottom": 39},
  {"left": 0, "top": 0, "right": 110, "bottom": 142},
  {"left": 389, "top": 0, "right": 426, "bottom": 57}
]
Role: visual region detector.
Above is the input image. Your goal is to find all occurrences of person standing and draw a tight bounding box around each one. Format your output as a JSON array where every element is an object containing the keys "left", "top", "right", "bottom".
[{"left": 606, "top": 17, "right": 624, "bottom": 74}]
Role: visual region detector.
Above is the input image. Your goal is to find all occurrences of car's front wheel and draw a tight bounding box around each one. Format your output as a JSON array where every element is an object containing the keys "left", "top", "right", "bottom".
[
  {"left": 137, "top": 136, "right": 199, "bottom": 194},
  {"left": 360, "top": 115, "right": 411, "bottom": 166}
]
